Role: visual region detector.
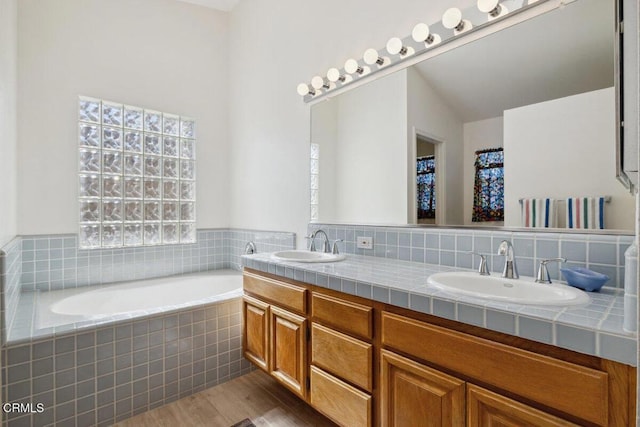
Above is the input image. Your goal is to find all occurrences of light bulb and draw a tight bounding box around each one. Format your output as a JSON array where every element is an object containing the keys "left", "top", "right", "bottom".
[
  {"left": 311, "top": 76, "right": 326, "bottom": 90},
  {"left": 442, "top": 8, "right": 472, "bottom": 34},
  {"left": 411, "top": 23, "right": 441, "bottom": 47},
  {"left": 478, "top": 0, "right": 508, "bottom": 19},
  {"left": 296, "top": 83, "right": 314, "bottom": 97},
  {"left": 344, "top": 58, "right": 363, "bottom": 75},
  {"left": 327, "top": 68, "right": 345, "bottom": 83},
  {"left": 386, "top": 38, "right": 407, "bottom": 56},
  {"left": 363, "top": 48, "right": 384, "bottom": 66}
]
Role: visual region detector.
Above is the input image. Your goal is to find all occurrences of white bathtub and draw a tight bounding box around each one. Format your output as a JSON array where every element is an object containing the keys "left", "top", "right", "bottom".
[{"left": 36, "top": 270, "right": 243, "bottom": 329}]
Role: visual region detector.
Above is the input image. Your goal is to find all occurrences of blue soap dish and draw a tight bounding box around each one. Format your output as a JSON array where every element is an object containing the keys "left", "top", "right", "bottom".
[{"left": 560, "top": 267, "right": 609, "bottom": 292}]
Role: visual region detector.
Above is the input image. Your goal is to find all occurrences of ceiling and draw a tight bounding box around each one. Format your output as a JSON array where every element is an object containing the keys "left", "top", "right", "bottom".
[
  {"left": 175, "top": 0, "right": 239, "bottom": 12},
  {"left": 413, "top": 0, "right": 614, "bottom": 123}
]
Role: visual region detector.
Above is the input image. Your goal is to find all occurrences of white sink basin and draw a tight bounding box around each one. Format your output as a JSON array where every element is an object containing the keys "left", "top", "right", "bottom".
[
  {"left": 427, "top": 272, "right": 589, "bottom": 306},
  {"left": 271, "top": 250, "right": 346, "bottom": 263}
]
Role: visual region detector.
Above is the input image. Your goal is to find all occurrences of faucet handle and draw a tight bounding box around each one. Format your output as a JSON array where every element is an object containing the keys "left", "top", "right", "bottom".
[
  {"left": 332, "top": 239, "right": 344, "bottom": 255},
  {"left": 467, "top": 251, "right": 490, "bottom": 276},
  {"left": 305, "top": 234, "right": 316, "bottom": 252},
  {"left": 535, "top": 258, "right": 567, "bottom": 283}
]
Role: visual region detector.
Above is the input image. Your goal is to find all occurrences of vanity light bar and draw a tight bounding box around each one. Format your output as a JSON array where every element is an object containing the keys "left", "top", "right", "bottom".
[{"left": 296, "top": 0, "right": 547, "bottom": 102}]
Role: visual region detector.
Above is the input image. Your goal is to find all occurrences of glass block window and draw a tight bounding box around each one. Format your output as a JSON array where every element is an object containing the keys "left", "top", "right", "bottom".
[
  {"left": 310, "top": 143, "right": 319, "bottom": 221},
  {"left": 472, "top": 147, "right": 504, "bottom": 222},
  {"left": 78, "top": 96, "right": 196, "bottom": 248}
]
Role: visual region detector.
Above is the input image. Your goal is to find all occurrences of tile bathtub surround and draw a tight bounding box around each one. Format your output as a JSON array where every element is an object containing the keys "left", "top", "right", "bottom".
[
  {"left": 308, "top": 224, "right": 634, "bottom": 290},
  {"left": 0, "top": 238, "right": 22, "bottom": 344},
  {"left": 0, "top": 229, "right": 294, "bottom": 346},
  {"left": 1, "top": 298, "right": 251, "bottom": 427},
  {"left": 243, "top": 253, "right": 637, "bottom": 366}
]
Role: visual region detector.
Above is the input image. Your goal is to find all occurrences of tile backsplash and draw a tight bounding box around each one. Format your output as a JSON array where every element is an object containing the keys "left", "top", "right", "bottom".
[
  {"left": 19, "top": 229, "right": 294, "bottom": 292},
  {"left": 308, "top": 224, "right": 633, "bottom": 290}
]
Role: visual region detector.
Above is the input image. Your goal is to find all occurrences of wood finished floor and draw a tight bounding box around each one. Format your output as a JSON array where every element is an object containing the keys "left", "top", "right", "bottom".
[{"left": 113, "top": 370, "right": 337, "bottom": 427}]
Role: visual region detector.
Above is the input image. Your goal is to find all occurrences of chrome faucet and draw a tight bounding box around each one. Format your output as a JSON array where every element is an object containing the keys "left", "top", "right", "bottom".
[
  {"left": 244, "top": 241, "right": 256, "bottom": 254},
  {"left": 467, "top": 251, "right": 490, "bottom": 276},
  {"left": 497, "top": 240, "right": 519, "bottom": 279},
  {"left": 308, "top": 229, "right": 331, "bottom": 253},
  {"left": 535, "top": 258, "right": 566, "bottom": 283}
]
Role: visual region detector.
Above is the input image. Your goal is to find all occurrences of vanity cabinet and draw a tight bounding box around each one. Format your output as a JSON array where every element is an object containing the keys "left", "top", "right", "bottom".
[
  {"left": 242, "top": 269, "right": 636, "bottom": 427},
  {"left": 242, "top": 272, "right": 308, "bottom": 399}
]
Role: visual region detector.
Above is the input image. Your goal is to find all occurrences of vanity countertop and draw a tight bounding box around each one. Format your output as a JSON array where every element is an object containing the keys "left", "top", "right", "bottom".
[{"left": 242, "top": 252, "right": 637, "bottom": 366}]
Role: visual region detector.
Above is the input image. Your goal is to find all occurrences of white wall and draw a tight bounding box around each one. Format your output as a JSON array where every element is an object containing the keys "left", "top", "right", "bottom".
[
  {"left": 334, "top": 71, "right": 407, "bottom": 224},
  {"left": 311, "top": 97, "right": 338, "bottom": 222},
  {"left": 17, "top": 0, "right": 230, "bottom": 235},
  {"left": 407, "top": 67, "right": 464, "bottom": 225},
  {"left": 504, "top": 87, "right": 634, "bottom": 230},
  {"left": 0, "top": 0, "right": 18, "bottom": 247},
  {"left": 463, "top": 117, "right": 504, "bottom": 225},
  {"left": 228, "top": 0, "right": 476, "bottom": 248}
]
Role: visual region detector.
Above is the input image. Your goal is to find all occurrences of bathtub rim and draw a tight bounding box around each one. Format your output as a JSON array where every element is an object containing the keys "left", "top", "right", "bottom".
[{"left": 6, "top": 269, "right": 243, "bottom": 346}]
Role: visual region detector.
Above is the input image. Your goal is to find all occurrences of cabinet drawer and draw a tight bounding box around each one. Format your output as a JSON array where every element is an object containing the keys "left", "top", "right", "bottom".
[
  {"left": 244, "top": 271, "right": 306, "bottom": 314},
  {"left": 311, "top": 323, "right": 373, "bottom": 391},
  {"left": 311, "top": 292, "right": 373, "bottom": 339},
  {"left": 310, "top": 366, "right": 372, "bottom": 427},
  {"left": 381, "top": 311, "right": 608, "bottom": 426},
  {"left": 467, "top": 384, "right": 579, "bottom": 426}
]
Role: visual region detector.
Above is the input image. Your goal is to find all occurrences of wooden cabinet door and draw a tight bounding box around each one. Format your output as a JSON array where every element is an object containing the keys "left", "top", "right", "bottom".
[
  {"left": 270, "top": 305, "right": 308, "bottom": 399},
  {"left": 380, "top": 350, "right": 465, "bottom": 427},
  {"left": 467, "top": 384, "right": 579, "bottom": 427},
  {"left": 242, "top": 296, "right": 269, "bottom": 371}
]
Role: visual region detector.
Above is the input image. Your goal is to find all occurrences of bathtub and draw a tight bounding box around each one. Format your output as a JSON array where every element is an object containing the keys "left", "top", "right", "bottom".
[
  {"left": 36, "top": 269, "right": 243, "bottom": 330},
  {"left": 4, "top": 269, "right": 251, "bottom": 426}
]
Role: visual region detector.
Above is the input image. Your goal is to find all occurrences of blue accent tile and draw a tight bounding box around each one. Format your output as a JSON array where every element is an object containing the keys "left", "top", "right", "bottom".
[
  {"left": 390, "top": 290, "right": 409, "bottom": 308},
  {"left": 440, "top": 251, "right": 455, "bottom": 267},
  {"left": 536, "top": 239, "right": 559, "bottom": 260},
  {"left": 561, "top": 241, "right": 587, "bottom": 263},
  {"left": 433, "top": 299, "right": 455, "bottom": 320},
  {"left": 342, "top": 279, "right": 356, "bottom": 294},
  {"left": 328, "top": 276, "right": 341, "bottom": 291},
  {"left": 398, "top": 232, "right": 411, "bottom": 247},
  {"left": 398, "top": 247, "right": 410, "bottom": 261},
  {"left": 518, "top": 316, "right": 553, "bottom": 344},
  {"left": 589, "top": 242, "right": 617, "bottom": 265},
  {"left": 411, "top": 233, "right": 424, "bottom": 248},
  {"left": 426, "top": 249, "right": 439, "bottom": 265},
  {"left": 486, "top": 310, "right": 515, "bottom": 334},
  {"left": 456, "top": 236, "right": 472, "bottom": 252},
  {"left": 409, "top": 294, "right": 430, "bottom": 314},
  {"left": 375, "top": 231, "right": 387, "bottom": 245},
  {"left": 372, "top": 286, "right": 389, "bottom": 303},
  {"left": 441, "top": 235, "right": 455, "bottom": 250},
  {"left": 555, "top": 324, "right": 595, "bottom": 354},
  {"left": 356, "top": 283, "right": 372, "bottom": 299},
  {"left": 411, "top": 248, "right": 424, "bottom": 263},
  {"left": 598, "top": 333, "right": 636, "bottom": 365},
  {"left": 457, "top": 303, "right": 484, "bottom": 327},
  {"left": 425, "top": 234, "right": 439, "bottom": 249}
]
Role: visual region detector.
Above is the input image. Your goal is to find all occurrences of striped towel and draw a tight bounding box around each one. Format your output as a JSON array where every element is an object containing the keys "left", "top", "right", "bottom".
[
  {"left": 566, "top": 197, "right": 606, "bottom": 229},
  {"left": 520, "top": 198, "right": 556, "bottom": 228}
]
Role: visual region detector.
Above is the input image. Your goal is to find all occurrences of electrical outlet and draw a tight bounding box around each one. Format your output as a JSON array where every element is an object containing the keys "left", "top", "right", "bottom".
[{"left": 357, "top": 236, "right": 373, "bottom": 250}]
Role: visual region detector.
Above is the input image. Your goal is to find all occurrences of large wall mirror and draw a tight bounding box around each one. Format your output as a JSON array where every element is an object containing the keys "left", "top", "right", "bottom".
[{"left": 311, "top": 0, "right": 634, "bottom": 232}]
